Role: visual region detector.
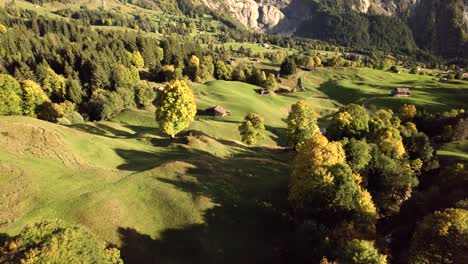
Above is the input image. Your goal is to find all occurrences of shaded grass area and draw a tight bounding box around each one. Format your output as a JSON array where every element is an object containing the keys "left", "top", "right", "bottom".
[
  {"left": 437, "top": 140, "right": 468, "bottom": 164},
  {"left": 0, "top": 115, "right": 294, "bottom": 264}
]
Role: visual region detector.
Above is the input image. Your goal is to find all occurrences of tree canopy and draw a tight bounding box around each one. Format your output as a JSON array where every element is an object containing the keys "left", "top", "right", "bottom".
[
  {"left": 0, "top": 74, "right": 23, "bottom": 115},
  {"left": 155, "top": 80, "right": 197, "bottom": 138},
  {"left": 238, "top": 113, "right": 265, "bottom": 145},
  {"left": 410, "top": 208, "right": 468, "bottom": 264},
  {"left": 0, "top": 220, "right": 123, "bottom": 264},
  {"left": 286, "top": 101, "right": 319, "bottom": 149}
]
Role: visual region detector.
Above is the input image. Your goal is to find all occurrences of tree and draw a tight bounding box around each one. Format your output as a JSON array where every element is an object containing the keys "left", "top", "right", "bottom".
[
  {"left": 289, "top": 134, "right": 377, "bottom": 230},
  {"left": 249, "top": 68, "right": 266, "bottom": 86},
  {"left": 329, "top": 56, "right": 344, "bottom": 67},
  {"left": 404, "top": 132, "right": 437, "bottom": 171},
  {"left": 21, "top": 80, "right": 50, "bottom": 117},
  {"left": 344, "top": 138, "right": 372, "bottom": 173},
  {"left": 280, "top": 57, "right": 297, "bottom": 76},
  {"left": 313, "top": 56, "right": 322, "bottom": 67},
  {"left": 155, "top": 80, "right": 197, "bottom": 138},
  {"left": 286, "top": 101, "right": 319, "bottom": 149},
  {"left": 367, "top": 147, "right": 415, "bottom": 216},
  {"left": 112, "top": 65, "right": 140, "bottom": 89},
  {"left": 368, "top": 110, "right": 406, "bottom": 159},
  {"left": 161, "top": 65, "right": 176, "bottom": 82},
  {"left": 263, "top": 73, "right": 278, "bottom": 92},
  {"left": 130, "top": 51, "right": 145, "bottom": 68},
  {"left": 88, "top": 89, "right": 124, "bottom": 121},
  {"left": 0, "top": 24, "right": 7, "bottom": 34},
  {"left": 341, "top": 239, "right": 387, "bottom": 264},
  {"left": 289, "top": 134, "right": 346, "bottom": 213},
  {"left": 329, "top": 104, "right": 370, "bottom": 140},
  {"left": 399, "top": 104, "right": 417, "bottom": 121},
  {"left": 38, "top": 67, "right": 66, "bottom": 101},
  {"left": 0, "top": 74, "right": 23, "bottom": 115},
  {"left": 238, "top": 113, "right": 265, "bottom": 145},
  {"left": 66, "top": 78, "right": 85, "bottom": 105},
  {"left": 135, "top": 81, "right": 156, "bottom": 108},
  {"left": 304, "top": 56, "right": 315, "bottom": 68},
  {"left": 409, "top": 208, "right": 467, "bottom": 264},
  {"left": 187, "top": 55, "right": 201, "bottom": 82},
  {"left": 296, "top": 77, "right": 304, "bottom": 91},
  {"left": 214, "top": 60, "right": 231, "bottom": 80},
  {"left": 0, "top": 220, "right": 123, "bottom": 264},
  {"left": 231, "top": 66, "right": 246, "bottom": 82}
]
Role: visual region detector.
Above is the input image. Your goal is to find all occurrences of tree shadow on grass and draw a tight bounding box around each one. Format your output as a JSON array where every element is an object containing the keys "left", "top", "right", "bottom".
[
  {"left": 265, "top": 125, "right": 288, "bottom": 147},
  {"left": 114, "top": 137, "right": 297, "bottom": 263},
  {"left": 0, "top": 233, "right": 10, "bottom": 245},
  {"left": 69, "top": 123, "right": 110, "bottom": 137}
]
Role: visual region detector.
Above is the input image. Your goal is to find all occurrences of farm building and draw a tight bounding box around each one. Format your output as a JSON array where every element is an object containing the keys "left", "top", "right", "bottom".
[
  {"left": 391, "top": 88, "right": 412, "bottom": 97},
  {"left": 206, "top": 106, "right": 230, "bottom": 117}
]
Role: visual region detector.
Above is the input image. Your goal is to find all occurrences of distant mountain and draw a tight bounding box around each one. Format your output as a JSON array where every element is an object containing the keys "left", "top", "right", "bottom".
[{"left": 197, "top": 0, "right": 467, "bottom": 58}]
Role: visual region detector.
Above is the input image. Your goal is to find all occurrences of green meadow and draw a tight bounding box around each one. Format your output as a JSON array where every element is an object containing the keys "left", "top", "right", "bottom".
[
  {"left": 305, "top": 67, "right": 468, "bottom": 112},
  {"left": 1, "top": 62, "right": 467, "bottom": 262}
]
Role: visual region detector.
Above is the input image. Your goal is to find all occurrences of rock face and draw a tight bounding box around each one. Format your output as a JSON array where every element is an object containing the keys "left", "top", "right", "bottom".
[
  {"left": 199, "top": 0, "right": 287, "bottom": 32},
  {"left": 202, "top": 0, "right": 468, "bottom": 34},
  {"left": 199, "top": 0, "right": 425, "bottom": 34}
]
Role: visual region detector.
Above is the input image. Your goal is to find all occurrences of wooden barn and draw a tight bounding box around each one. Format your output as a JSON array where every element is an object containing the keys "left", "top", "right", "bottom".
[
  {"left": 206, "top": 106, "right": 230, "bottom": 117},
  {"left": 391, "top": 88, "right": 412, "bottom": 97}
]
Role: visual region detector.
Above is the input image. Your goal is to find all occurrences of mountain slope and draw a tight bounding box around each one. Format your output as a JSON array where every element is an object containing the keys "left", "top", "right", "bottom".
[{"left": 198, "top": 0, "right": 467, "bottom": 58}]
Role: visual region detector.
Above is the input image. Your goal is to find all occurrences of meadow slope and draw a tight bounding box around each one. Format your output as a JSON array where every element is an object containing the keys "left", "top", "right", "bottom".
[{"left": 0, "top": 114, "right": 293, "bottom": 264}]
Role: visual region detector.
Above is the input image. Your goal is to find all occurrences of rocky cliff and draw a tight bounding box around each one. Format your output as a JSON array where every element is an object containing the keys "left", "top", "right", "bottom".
[{"left": 199, "top": 0, "right": 423, "bottom": 34}]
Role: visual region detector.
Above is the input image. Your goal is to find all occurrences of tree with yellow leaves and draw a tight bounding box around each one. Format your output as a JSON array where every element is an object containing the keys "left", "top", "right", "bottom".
[
  {"left": 21, "top": 80, "right": 50, "bottom": 117},
  {"left": 399, "top": 104, "right": 417, "bottom": 121},
  {"left": 286, "top": 101, "right": 319, "bottom": 149},
  {"left": 341, "top": 239, "right": 387, "bottom": 264},
  {"left": 329, "top": 104, "right": 370, "bottom": 140},
  {"left": 155, "top": 80, "right": 197, "bottom": 138},
  {"left": 0, "top": 220, "right": 123, "bottom": 264},
  {"left": 0, "top": 74, "right": 23, "bottom": 115},
  {"left": 409, "top": 208, "right": 467, "bottom": 264},
  {"left": 187, "top": 55, "right": 202, "bottom": 82}
]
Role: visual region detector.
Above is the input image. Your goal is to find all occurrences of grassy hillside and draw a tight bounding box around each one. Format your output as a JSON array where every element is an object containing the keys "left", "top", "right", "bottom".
[
  {"left": 438, "top": 140, "right": 468, "bottom": 163},
  {"left": 304, "top": 67, "right": 468, "bottom": 112},
  {"left": 0, "top": 114, "right": 293, "bottom": 263}
]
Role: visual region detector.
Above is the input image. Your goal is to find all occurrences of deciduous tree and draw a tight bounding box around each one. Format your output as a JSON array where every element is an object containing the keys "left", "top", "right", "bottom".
[
  {"left": 399, "top": 104, "right": 417, "bottom": 121},
  {"left": 0, "top": 220, "right": 123, "bottom": 264},
  {"left": 155, "top": 80, "right": 197, "bottom": 138},
  {"left": 0, "top": 74, "right": 23, "bottom": 115},
  {"left": 341, "top": 239, "right": 387, "bottom": 264},
  {"left": 21, "top": 80, "right": 50, "bottom": 117},
  {"left": 280, "top": 57, "right": 297, "bottom": 76},
  {"left": 329, "top": 104, "right": 370, "bottom": 140},
  {"left": 286, "top": 101, "right": 319, "bottom": 149},
  {"left": 238, "top": 113, "right": 265, "bottom": 145},
  {"left": 409, "top": 208, "right": 467, "bottom": 264},
  {"left": 263, "top": 73, "right": 278, "bottom": 92}
]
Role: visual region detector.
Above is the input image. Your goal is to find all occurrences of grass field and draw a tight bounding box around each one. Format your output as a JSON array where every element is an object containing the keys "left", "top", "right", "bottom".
[
  {"left": 304, "top": 67, "right": 468, "bottom": 112},
  {"left": 0, "top": 114, "right": 293, "bottom": 263},
  {"left": 0, "top": 73, "right": 466, "bottom": 263},
  {"left": 0, "top": 78, "right": 341, "bottom": 263},
  {"left": 438, "top": 140, "right": 468, "bottom": 163}
]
